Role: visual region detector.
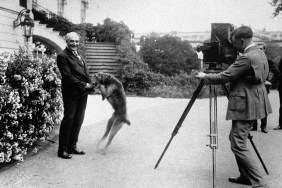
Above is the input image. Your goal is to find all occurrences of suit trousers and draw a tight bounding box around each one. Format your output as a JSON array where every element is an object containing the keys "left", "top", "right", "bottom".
[
  {"left": 279, "top": 89, "right": 282, "bottom": 126},
  {"left": 58, "top": 95, "right": 88, "bottom": 152},
  {"left": 230, "top": 120, "right": 267, "bottom": 188}
]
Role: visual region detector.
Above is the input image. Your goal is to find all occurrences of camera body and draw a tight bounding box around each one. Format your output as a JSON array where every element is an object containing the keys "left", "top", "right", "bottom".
[{"left": 197, "top": 23, "right": 237, "bottom": 73}]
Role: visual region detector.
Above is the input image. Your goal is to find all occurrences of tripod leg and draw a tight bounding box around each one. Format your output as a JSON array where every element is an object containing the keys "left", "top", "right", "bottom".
[
  {"left": 208, "top": 84, "right": 218, "bottom": 188},
  {"left": 154, "top": 79, "right": 205, "bottom": 169},
  {"left": 248, "top": 134, "right": 269, "bottom": 174}
]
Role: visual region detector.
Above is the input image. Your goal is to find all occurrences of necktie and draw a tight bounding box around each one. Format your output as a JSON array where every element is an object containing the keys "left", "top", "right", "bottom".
[{"left": 73, "top": 51, "right": 84, "bottom": 65}]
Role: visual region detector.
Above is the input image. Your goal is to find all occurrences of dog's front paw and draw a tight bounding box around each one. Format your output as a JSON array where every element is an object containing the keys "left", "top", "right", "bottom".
[
  {"left": 102, "top": 95, "right": 106, "bottom": 100},
  {"left": 100, "top": 149, "right": 107, "bottom": 155}
]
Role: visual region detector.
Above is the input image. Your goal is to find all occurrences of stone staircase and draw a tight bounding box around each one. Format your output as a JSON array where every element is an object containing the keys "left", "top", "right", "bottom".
[
  {"left": 85, "top": 42, "right": 120, "bottom": 77},
  {"left": 32, "top": 20, "right": 66, "bottom": 52}
]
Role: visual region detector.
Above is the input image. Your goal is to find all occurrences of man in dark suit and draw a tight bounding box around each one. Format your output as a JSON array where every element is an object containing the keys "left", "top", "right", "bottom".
[
  {"left": 274, "top": 57, "right": 282, "bottom": 130},
  {"left": 252, "top": 57, "right": 281, "bottom": 133},
  {"left": 197, "top": 26, "right": 270, "bottom": 188},
  {"left": 56, "top": 32, "right": 94, "bottom": 159}
]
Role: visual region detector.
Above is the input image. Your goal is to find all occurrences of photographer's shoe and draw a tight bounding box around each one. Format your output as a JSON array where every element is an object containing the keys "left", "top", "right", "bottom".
[
  {"left": 251, "top": 121, "right": 258, "bottom": 131},
  {"left": 273, "top": 125, "right": 282, "bottom": 130},
  {"left": 261, "top": 126, "right": 268, "bottom": 133},
  {"left": 251, "top": 126, "right": 257, "bottom": 131},
  {"left": 228, "top": 177, "right": 251, "bottom": 186},
  {"left": 261, "top": 128, "right": 268, "bottom": 133}
]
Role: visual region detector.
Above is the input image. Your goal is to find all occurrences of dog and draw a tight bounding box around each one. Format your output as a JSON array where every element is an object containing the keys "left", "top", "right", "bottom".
[{"left": 91, "top": 72, "right": 130, "bottom": 154}]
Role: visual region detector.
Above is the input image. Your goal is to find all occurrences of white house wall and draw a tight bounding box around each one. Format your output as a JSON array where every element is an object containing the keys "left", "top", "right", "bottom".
[
  {"left": 35, "top": 0, "right": 84, "bottom": 24},
  {"left": 0, "top": 7, "right": 25, "bottom": 53},
  {"left": 1, "top": 0, "right": 27, "bottom": 12},
  {"left": 35, "top": 0, "right": 57, "bottom": 15}
]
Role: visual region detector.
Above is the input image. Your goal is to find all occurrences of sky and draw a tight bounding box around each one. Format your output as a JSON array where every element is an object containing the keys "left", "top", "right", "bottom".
[{"left": 87, "top": 0, "right": 282, "bottom": 33}]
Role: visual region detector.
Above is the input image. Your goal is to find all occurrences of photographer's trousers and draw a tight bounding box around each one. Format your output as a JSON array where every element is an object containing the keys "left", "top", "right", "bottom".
[{"left": 230, "top": 120, "right": 268, "bottom": 188}]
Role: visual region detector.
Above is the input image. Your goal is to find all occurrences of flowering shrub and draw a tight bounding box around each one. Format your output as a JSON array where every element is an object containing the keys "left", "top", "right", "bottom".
[{"left": 0, "top": 47, "right": 63, "bottom": 163}]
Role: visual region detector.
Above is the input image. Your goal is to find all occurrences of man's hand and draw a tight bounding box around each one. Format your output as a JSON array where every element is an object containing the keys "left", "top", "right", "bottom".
[
  {"left": 85, "top": 83, "right": 95, "bottom": 90},
  {"left": 196, "top": 72, "right": 207, "bottom": 79},
  {"left": 265, "top": 80, "right": 272, "bottom": 86}
]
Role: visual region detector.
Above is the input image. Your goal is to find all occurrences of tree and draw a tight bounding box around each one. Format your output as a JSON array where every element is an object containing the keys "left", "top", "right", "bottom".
[
  {"left": 270, "top": 0, "right": 282, "bottom": 17},
  {"left": 139, "top": 35, "right": 199, "bottom": 76},
  {"left": 93, "top": 18, "right": 133, "bottom": 44},
  {"left": 265, "top": 41, "right": 282, "bottom": 62}
]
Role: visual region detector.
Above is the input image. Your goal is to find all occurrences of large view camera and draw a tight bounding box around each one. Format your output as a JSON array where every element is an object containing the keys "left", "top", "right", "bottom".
[{"left": 197, "top": 23, "right": 237, "bottom": 73}]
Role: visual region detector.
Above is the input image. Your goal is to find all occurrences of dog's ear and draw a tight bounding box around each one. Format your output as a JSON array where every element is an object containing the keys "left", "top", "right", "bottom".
[{"left": 91, "top": 74, "right": 98, "bottom": 84}]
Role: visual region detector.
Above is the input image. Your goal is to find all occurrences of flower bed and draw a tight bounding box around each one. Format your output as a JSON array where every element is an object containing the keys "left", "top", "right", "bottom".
[{"left": 0, "top": 47, "right": 63, "bottom": 163}]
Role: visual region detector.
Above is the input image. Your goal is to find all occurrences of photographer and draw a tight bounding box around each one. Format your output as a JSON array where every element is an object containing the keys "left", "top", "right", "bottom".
[{"left": 196, "top": 26, "right": 271, "bottom": 188}]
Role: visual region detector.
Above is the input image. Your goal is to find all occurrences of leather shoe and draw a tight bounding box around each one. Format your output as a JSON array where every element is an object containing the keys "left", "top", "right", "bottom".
[
  {"left": 228, "top": 177, "right": 251, "bottom": 186},
  {"left": 251, "top": 126, "right": 257, "bottom": 131},
  {"left": 68, "top": 148, "right": 86, "bottom": 155},
  {"left": 261, "top": 127, "right": 268, "bottom": 133},
  {"left": 251, "top": 122, "right": 258, "bottom": 131},
  {"left": 273, "top": 125, "right": 282, "bottom": 130},
  {"left": 58, "top": 151, "right": 72, "bottom": 159}
]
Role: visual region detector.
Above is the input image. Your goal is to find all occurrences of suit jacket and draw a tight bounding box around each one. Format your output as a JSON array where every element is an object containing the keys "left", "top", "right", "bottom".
[
  {"left": 267, "top": 58, "right": 280, "bottom": 81},
  {"left": 57, "top": 47, "right": 91, "bottom": 99},
  {"left": 204, "top": 45, "right": 272, "bottom": 120},
  {"left": 278, "top": 57, "right": 282, "bottom": 91}
]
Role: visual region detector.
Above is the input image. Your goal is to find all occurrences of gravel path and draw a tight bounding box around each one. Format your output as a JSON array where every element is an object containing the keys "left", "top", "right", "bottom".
[{"left": 0, "top": 91, "right": 282, "bottom": 188}]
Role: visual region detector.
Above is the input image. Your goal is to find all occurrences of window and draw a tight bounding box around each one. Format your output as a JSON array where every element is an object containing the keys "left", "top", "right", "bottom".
[
  {"left": 58, "top": 0, "right": 65, "bottom": 16},
  {"left": 81, "top": 1, "right": 87, "bottom": 23},
  {"left": 32, "top": 0, "right": 38, "bottom": 8},
  {"left": 20, "top": 0, "right": 27, "bottom": 8}
]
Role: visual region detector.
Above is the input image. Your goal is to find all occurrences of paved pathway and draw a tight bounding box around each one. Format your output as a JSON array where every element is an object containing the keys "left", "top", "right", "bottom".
[{"left": 0, "top": 91, "right": 282, "bottom": 188}]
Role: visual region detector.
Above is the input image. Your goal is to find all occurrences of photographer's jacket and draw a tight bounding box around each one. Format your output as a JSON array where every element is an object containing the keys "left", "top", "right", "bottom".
[
  {"left": 57, "top": 47, "right": 91, "bottom": 99},
  {"left": 203, "top": 45, "right": 272, "bottom": 120}
]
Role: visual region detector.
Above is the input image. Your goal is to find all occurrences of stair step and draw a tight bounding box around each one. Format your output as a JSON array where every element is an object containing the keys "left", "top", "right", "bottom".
[
  {"left": 52, "top": 31, "right": 60, "bottom": 35},
  {"left": 89, "top": 69, "right": 119, "bottom": 74},
  {"left": 88, "top": 63, "right": 120, "bottom": 67},
  {"left": 87, "top": 58, "right": 119, "bottom": 62},
  {"left": 85, "top": 48, "right": 117, "bottom": 51},
  {"left": 86, "top": 43, "right": 116, "bottom": 45},
  {"left": 86, "top": 42, "right": 120, "bottom": 76},
  {"left": 88, "top": 62, "right": 120, "bottom": 65},
  {"left": 34, "top": 20, "right": 41, "bottom": 25},
  {"left": 86, "top": 54, "right": 118, "bottom": 58},
  {"left": 89, "top": 65, "right": 120, "bottom": 69},
  {"left": 85, "top": 47, "right": 117, "bottom": 51}
]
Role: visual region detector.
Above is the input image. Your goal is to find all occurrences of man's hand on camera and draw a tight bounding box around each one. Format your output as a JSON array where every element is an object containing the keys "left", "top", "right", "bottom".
[{"left": 196, "top": 72, "right": 207, "bottom": 79}]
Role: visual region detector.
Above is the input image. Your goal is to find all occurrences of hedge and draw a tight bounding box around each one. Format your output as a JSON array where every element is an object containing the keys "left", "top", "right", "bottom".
[{"left": 0, "top": 47, "right": 63, "bottom": 163}]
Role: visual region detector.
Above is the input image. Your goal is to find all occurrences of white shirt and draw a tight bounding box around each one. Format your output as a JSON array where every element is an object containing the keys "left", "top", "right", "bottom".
[{"left": 244, "top": 43, "right": 256, "bottom": 53}]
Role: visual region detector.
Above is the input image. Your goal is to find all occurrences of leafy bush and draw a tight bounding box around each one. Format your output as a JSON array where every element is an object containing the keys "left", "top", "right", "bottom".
[
  {"left": 94, "top": 18, "right": 132, "bottom": 44},
  {"left": 117, "top": 41, "right": 163, "bottom": 93},
  {"left": 139, "top": 35, "right": 200, "bottom": 76},
  {"left": 0, "top": 47, "right": 63, "bottom": 163},
  {"left": 144, "top": 72, "right": 209, "bottom": 98}
]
